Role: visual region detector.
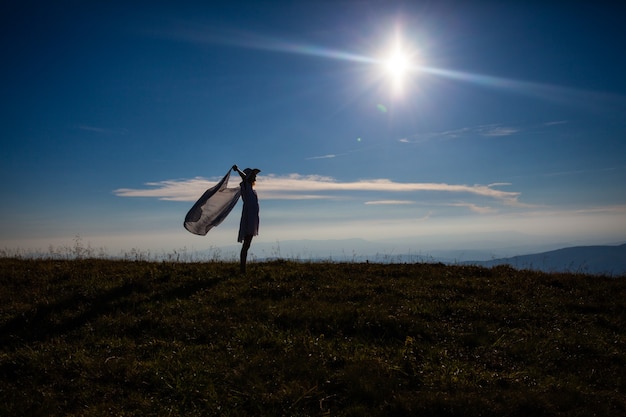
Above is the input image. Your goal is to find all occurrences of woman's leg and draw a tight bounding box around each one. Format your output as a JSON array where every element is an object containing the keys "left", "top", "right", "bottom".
[{"left": 240, "top": 235, "right": 253, "bottom": 273}]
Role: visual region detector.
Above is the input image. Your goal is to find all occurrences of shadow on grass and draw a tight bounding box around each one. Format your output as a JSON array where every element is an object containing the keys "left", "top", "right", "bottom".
[{"left": 0, "top": 275, "right": 226, "bottom": 348}]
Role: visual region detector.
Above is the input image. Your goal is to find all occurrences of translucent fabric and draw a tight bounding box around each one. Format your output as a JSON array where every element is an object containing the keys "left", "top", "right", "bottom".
[{"left": 184, "top": 170, "right": 241, "bottom": 236}]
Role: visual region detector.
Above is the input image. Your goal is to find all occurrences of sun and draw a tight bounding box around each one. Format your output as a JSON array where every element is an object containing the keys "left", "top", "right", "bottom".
[
  {"left": 379, "top": 37, "right": 417, "bottom": 95},
  {"left": 384, "top": 48, "right": 410, "bottom": 81}
]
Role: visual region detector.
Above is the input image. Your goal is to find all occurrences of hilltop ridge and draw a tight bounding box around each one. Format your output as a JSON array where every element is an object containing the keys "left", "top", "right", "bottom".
[
  {"left": 1, "top": 259, "right": 624, "bottom": 416},
  {"left": 465, "top": 243, "right": 626, "bottom": 276}
]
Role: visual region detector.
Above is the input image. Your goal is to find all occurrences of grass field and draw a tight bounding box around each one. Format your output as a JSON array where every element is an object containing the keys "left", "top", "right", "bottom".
[{"left": 1, "top": 258, "right": 624, "bottom": 416}]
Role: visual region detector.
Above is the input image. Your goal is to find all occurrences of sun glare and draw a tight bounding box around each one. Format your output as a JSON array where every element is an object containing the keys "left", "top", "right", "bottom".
[
  {"left": 385, "top": 49, "right": 409, "bottom": 80},
  {"left": 379, "top": 35, "right": 418, "bottom": 95}
]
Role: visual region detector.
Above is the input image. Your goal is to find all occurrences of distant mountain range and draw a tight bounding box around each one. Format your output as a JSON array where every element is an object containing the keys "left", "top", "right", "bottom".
[
  {"left": 464, "top": 244, "right": 626, "bottom": 276},
  {"left": 222, "top": 239, "right": 626, "bottom": 276}
]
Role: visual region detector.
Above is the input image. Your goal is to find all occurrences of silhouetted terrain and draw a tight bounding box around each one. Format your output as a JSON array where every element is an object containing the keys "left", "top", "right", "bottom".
[
  {"left": 466, "top": 244, "right": 626, "bottom": 276},
  {"left": 1, "top": 258, "right": 624, "bottom": 416}
]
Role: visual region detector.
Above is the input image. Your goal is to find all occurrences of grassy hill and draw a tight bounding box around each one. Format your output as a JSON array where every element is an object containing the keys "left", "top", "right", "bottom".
[{"left": 1, "top": 259, "right": 624, "bottom": 416}]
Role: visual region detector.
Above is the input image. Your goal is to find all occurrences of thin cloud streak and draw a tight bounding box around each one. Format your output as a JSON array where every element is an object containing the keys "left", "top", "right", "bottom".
[
  {"left": 261, "top": 175, "right": 521, "bottom": 204},
  {"left": 482, "top": 126, "right": 519, "bottom": 137},
  {"left": 397, "top": 120, "right": 573, "bottom": 145},
  {"left": 306, "top": 154, "right": 336, "bottom": 160},
  {"left": 543, "top": 120, "right": 568, "bottom": 126},
  {"left": 398, "top": 123, "right": 519, "bottom": 143},
  {"left": 75, "top": 125, "right": 129, "bottom": 135},
  {"left": 364, "top": 200, "right": 415, "bottom": 205},
  {"left": 519, "top": 204, "right": 626, "bottom": 217},
  {"left": 447, "top": 202, "right": 497, "bottom": 214},
  {"left": 114, "top": 173, "right": 522, "bottom": 204}
]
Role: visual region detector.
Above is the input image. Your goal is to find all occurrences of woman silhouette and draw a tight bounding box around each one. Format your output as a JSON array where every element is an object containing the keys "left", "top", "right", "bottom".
[{"left": 232, "top": 165, "right": 260, "bottom": 273}]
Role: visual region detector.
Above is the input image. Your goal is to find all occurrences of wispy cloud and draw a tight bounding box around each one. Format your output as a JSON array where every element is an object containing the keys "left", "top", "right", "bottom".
[
  {"left": 114, "top": 178, "right": 210, "bottom": 201},
  {"left": 543, "top": 120, "right": 568, "bottom": 126},
  {"left": 537, "top": 204, "right": 626, "bottom": 216},
  {"left": 447, "top": 202, "right": 497, "bottom": 214},
  {"left": 364, "top": 200, "right": 415, "bottom": 205},
  {"left": 481, "top": 126, "right": 519, "bottom": 137},
  {"left": 398, "top": 123, "right": 519, "bottom": 143},
  {"left": 313, "top": 124, "right": 522, "bottom": 159},
  {"left": 399, "top": 120, "right": 573, "bottom": 145},
  {"left": 75, "top": 125, "right": 128, "bottom": 135},
  {"left": 114, "top": 173, "right": 522, "bottom": 206},
  {"left": 306, "top": 154, "right": 336, "bottom": 160}
]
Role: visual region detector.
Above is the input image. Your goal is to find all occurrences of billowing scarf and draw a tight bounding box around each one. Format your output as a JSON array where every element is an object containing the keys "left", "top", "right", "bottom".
[{"left": 184, "top": 170, "right": 241, "bottom": 236}]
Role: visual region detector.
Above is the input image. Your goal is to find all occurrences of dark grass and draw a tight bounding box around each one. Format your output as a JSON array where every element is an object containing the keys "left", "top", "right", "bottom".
[{"left": 0, "top": 258, "right": 625, "bottom": 416}]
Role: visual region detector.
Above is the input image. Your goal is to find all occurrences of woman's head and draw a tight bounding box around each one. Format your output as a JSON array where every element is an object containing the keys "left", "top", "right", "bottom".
[{"left": 243, "top": 168, "right": 261, "bottom": 184}]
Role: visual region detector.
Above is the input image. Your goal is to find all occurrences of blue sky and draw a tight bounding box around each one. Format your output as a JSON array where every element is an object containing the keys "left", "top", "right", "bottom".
[{"left": 2, "top": 1, "right": 626, "bottom": 258}]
